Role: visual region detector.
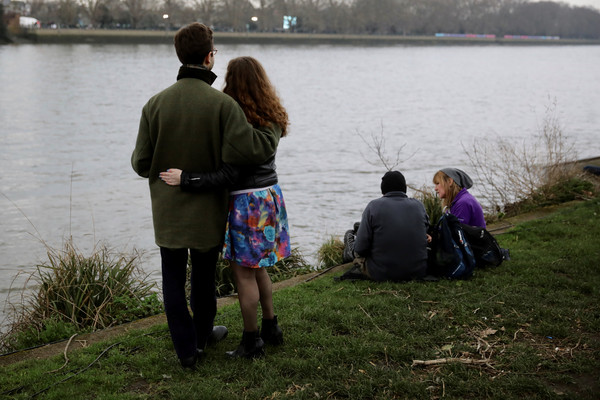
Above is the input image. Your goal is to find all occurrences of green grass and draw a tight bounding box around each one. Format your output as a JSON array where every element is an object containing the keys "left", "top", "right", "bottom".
[{"left": 1, "top": 199, "right": 599, "bottom": 399}]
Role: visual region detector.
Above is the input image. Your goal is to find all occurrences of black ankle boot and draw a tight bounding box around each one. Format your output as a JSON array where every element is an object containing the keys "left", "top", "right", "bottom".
[
  {"left": 180, "top": 348, "right": 205, "bottom": 369},
  {"left": 226, "top": 330, "right": 265, "bottom": 359},
  {"left": 261, "top": 315, "right": 283, "bottom": 345}
]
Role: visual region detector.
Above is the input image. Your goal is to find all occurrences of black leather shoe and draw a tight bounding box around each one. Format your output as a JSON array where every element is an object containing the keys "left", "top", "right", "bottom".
[
  {"left": 180, "top": 348, "right": 205, "bottom": 369},
  {"left": 226, "top": 330, "right": 264, "bottom": 359},
  {"left": 207, "top": 325, "right": 228, "bottom": 346}
]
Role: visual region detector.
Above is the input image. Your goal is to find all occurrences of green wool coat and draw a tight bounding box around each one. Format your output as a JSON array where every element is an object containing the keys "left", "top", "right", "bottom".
[{"left": 131, "top": 68, "right": 280, "bottom": 250}]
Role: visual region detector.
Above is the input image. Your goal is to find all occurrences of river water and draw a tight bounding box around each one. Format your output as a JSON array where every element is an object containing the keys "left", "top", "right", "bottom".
[{"left": 1, "top": 43, "right": 599, "bottom": 326}]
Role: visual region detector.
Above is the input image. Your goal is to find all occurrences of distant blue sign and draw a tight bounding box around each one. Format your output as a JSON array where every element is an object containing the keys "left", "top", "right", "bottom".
[{"left": 283, "top": 16, "right": 297, "bottom": 30}]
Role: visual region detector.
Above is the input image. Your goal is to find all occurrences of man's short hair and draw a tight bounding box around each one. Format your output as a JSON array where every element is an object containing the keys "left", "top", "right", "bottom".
[
  {"left": 174, "top": 22, "right": 213, "bottom": 65},
  {"left": 381, "top": 171, "right": 407, "bottom": 194}
]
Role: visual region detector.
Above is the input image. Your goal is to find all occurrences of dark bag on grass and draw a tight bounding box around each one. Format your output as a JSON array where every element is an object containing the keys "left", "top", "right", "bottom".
[
  {"left": 427, "top": 213, "right": 476, "bottom": 279},
  {"left": 459, "top": 224, "right": 509, "bottom": 267}
]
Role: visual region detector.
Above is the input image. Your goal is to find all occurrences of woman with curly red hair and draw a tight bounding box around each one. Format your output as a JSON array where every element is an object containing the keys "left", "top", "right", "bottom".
[{"left": 160, "top": 56, "right": 290, "bottom": 359}]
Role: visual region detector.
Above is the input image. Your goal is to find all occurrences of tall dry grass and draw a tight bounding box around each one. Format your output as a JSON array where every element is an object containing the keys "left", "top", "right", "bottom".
[
  {"left": 1, "top": 239, "right": 160, "bottom": 351},
  {"left": 413, "top": 187, "right": 444, "bottom": 225},
  {"left": 316, "top": 236, "right": 345, "bottom": 269},
  {"left": 464, "top": 100, "right": 581, "bottom": 214}
]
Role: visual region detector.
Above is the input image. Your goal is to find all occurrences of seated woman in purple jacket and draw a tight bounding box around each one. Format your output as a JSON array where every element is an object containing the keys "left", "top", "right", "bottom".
[{"left": 433, "top": 168, "right": 486, "bottom": 228}]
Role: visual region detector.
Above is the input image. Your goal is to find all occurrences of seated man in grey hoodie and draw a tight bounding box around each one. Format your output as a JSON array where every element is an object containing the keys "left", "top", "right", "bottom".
[{"left": 341, "top": 171, "right": 430, "bottom": 282}]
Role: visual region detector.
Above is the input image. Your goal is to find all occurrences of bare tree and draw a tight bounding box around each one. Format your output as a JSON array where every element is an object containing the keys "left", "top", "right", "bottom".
[
  {"left": 320, "top": 0, "right": 351, "bottom": 33},
  {"left": 352, "top": 0, "right": 405, "bottom": 34},
  {"left": 80, "top": 0, "right": 106, "bottom": 27},
  {"left": 294, "top": 0, "right": 324, "bottom": 33},
  {"left": 569, "top": 6, "right": 600, "bottom": 39},
  {"left": 218, "top": 0, "right": 255, "bottom": 31},
  {"left": 194, "top": 0, "right": 218, "bottom": 26},
  {"left": 162, "top": 0, "right": 182, "bottom": 27},
  {"left": 121, "top": 0, "right": 149, "bottom": 28},
  {"left": 57, "top": 0, "right": 79, "bottom": 26}
]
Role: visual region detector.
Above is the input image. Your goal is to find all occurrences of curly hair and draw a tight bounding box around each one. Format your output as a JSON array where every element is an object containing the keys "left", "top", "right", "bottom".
[{"left": 223, "top": 57, "right": 289, "bottom": 137}]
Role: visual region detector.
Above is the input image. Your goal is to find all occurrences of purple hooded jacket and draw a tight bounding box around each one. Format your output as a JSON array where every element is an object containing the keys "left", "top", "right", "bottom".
[{"left": 449, "top": 188, "right": 486, "bottom": 228}]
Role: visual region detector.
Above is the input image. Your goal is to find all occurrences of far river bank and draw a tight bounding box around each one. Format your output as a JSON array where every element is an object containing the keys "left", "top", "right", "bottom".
[{"left": 13, "top": 28, "right": 600, "bottom": 45}]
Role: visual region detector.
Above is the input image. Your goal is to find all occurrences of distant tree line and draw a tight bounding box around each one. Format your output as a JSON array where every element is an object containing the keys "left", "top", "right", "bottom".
[{"left": 11, "top": 0, "right": 600, "bottom": 39}]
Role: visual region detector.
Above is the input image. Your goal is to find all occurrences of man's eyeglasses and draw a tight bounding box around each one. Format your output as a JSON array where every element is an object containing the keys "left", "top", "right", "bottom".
[{"left": 212, "top": 48, "right": 218, "bottom": 55}]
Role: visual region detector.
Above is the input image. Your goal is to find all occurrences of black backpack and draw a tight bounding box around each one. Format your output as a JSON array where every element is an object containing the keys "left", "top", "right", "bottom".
[
  {"left": 427, "top": 213, "right": 476, "bottom": 279},
  {"left": 460, "top": 224, "right": 509, "bottom": 267}
]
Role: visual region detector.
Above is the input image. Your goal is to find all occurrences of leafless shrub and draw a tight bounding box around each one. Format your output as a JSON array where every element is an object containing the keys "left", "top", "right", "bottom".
[
  {"left": 464, "top": 99, "right": 578, "bottom": 213},
  {"left": 358, "top": 123, "right": 412, "bottom": 172}
]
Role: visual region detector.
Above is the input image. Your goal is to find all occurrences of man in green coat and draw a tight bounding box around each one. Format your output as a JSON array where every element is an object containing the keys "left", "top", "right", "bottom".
[{"left": 131, "top": 22, "right": 280, "bottom": 369}]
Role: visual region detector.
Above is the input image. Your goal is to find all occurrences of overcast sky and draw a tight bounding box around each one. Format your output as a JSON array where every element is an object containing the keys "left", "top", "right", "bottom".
[{"left": 544, "top": 0, "right": 600, "bottom": 9}]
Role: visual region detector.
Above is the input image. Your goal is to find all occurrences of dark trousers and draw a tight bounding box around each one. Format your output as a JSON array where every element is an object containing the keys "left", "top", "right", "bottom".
[{"left": 160, "top": 246, "right": 219, "bottom": 360}]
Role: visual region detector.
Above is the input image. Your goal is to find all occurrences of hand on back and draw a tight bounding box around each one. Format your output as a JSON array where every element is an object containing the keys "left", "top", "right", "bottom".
[{"left": 160, "top": 169, "right": 182, "bottom": 186}]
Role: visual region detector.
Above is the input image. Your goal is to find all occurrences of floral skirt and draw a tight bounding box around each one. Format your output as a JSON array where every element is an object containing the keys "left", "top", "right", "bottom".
[{"left": 223, "top": 184, "right": 291, "bottom": 268}]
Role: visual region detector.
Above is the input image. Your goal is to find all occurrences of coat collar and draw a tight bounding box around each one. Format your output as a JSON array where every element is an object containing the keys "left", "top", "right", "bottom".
[
  {"left": 177, "top": 65, "right": 217, "bottom": 86},
  {"left": 383, "top": 191, "right": 407, "bottom": 198}
]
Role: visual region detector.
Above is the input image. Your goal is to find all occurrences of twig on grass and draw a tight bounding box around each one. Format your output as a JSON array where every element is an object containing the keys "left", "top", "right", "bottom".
[
  {"left": 411, "top": 357, "right": 493, "bottom": 368},
  {"left": 47, "top": 333, "right": 78, "bottom": 373},
  {"left": 384, "top": 345, "right": 389, "bottom": 367},
  {"left": 513, "top": 328, "right": 525, "bottom": 341},
  {"left": 31, "top": 342, "right": 121, "bottom": 398},
  {"left": 362, "top": 289, "right": 410, "bottom": 299},
  {"left": 358, "top": 304, "right": 382, "bottom": 332}
]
